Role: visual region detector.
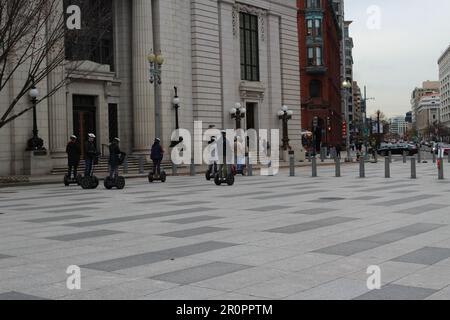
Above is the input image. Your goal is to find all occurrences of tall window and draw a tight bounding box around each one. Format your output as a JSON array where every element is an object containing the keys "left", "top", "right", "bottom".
[
  {"left": 307, "top": 46, "right": 323, "bottom": 66},
  {"left": 306, "top": 18, "right": 322, "bottom": 37},
  {"left": 240, "top": 12, "right": 260, "bottom": 82},
  {"left": 306, "top": 0, "right": 321, "bottom": 9},
  {"left": 309, "top": 80, "right": 322, "bottom": 98},
  {"left": 64, "top": 0, "right": 114, "bottom": 70}
]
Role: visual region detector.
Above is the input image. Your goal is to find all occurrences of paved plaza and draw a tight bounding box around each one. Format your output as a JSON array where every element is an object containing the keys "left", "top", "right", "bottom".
[{"left": 1, "top": 157, "right": 450, "bottom": 300}]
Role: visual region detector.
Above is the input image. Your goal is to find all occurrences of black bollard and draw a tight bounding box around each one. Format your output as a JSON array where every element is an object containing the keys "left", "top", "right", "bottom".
[
  {"left": 411, "top": 157, "right": 416, "bottom": 179},
  {"left": 418, "top": 150, "right": 421, "bottom": 164},
  {"left": 289, "top": 151, "right": 295, "bottom": 177},
  {"left": 335, "top": 157, "right": 341, "bottom": 178},
  {"left": 312, "top": 156, "right": 317, "bottom": 177},
  {"left": 360, "top": 157, "right": 365, "bottom": 178},
  {"left": 190, "top": 162, "right": 196, "bottom": 176},
  {"left": 385, "top": 157, "right": 391, "bottom": 178},
  {"left": 139, "top": 155, "right": 145, "bottom": 174},
  {"left": 439, "top": 158, "right": 444, "bottom": 180},
  {"left": 172, "top": 162, "right": 178, "bottom": 176}
]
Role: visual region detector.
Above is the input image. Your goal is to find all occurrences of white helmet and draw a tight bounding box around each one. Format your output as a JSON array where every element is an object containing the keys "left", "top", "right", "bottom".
[{"left": 88, "top": 133, "right": 96, "bottom": 139}]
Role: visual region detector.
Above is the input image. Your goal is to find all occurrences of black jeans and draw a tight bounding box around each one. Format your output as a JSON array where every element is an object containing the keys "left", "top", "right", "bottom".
[{"left": 153, "top": 159, "right": 162, "bottom": 175}]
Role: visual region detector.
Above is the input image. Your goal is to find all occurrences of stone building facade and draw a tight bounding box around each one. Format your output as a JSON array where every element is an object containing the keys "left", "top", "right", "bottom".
[{"left": 0, "top": 0, "right": 301, "bottom": 176}]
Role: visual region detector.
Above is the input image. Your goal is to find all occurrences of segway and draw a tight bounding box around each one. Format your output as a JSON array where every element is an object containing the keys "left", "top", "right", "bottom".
[
  {"left": 80, "top": 156, "right": 100, "bottom": 190},
  {"left": 64, "top": 173, "right": 82, "bottom": 186},
  {"left": 148, "top": 170, "right": 167, "bottom": 183},
  {"left": 104, "top": 153, "right": 127, "bottom": 190},
  {"left": 214, "top": 165, "right": 235, "bottom": 186}
]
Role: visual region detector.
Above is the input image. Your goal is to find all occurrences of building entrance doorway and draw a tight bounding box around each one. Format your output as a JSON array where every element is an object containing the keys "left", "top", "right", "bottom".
[{"left": 73, "top": 95, "right": 97, "bottom": 158}]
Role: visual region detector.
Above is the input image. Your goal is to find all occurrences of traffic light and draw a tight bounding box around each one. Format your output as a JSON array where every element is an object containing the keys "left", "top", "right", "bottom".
[{"left": 327, "top": 117, "right": 331, "bottom": 132}]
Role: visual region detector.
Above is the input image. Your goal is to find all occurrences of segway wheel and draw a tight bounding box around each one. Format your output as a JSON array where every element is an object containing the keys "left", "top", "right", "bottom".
[
  {"left": 148, "top": 172, "right": 154, "bottom": 183},
  {"left": 226, "top": 174, "right": 235, "bottom": 186},
  {"left": 104, "top": 177, "right": 113, "bottom": 190},
  {"left": 76, "top": 174, "right": 83, "bottom": 185},
  {"left": 160, "top": 171, "right": 167, "bottom": 183},
  {"left": 117, "top": 176, "right": 126, "bottom": 190},
  {"left": 80, "top": 177, "right": 91, "bottom": 190},
  {"left": 205, "top": 171, "right": 211, "bottom": 181},
  {"left": 64, "top": 175, "right": 70, "bottom": 187},
  {"left": 214, "top": 174, "right": 222, "bottom": 186},
  {"left": 92, "top": 176, "right": 99, "bottom": 189}
]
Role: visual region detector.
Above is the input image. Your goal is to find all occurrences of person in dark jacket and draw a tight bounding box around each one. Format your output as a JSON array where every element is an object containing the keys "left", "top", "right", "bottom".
[
  {"left": 109, "top": 138, "right": 126, "bottom": 178},
  {"left": 66, "top": 135, "right": 81, "bottom": 179},
  {"left": 84, "top": 133, "right": 98, "bottom": 176},
  {"left": 150, "top": 138, "right": 164, "bottom": 175},
  {"left": 335, "top": 144, "right": 342, "bottom": 159}
]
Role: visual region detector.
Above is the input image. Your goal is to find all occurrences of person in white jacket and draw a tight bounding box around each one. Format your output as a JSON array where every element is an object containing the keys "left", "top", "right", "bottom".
[{"left": 236, "top": 137, "right": 246, "bottom": 174}]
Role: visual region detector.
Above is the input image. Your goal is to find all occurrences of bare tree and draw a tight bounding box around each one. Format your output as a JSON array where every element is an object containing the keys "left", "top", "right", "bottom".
[{"left": 0, "top": 0, "right": 113, "bottom": 129}]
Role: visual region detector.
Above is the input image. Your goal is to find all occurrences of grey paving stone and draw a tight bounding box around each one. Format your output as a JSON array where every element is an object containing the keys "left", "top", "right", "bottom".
[
  {"left": 395, "top": 204, "right": 446, "bottom": 215},
  {"left": 159, "top": 227, "right": 228, "bottom": 238},
  {"left": 163, "top": 216, "right": 224, "bottom": 224},
  {"left": 354, "top": 284, "right": 437, "bottom": 300},
  {"left": 150, "top": 262, "right": 251, "bottom": 285},
  {"left": 351, "top": 196, "right": 382, "bottom": 201},
  {"left": 169, "top": 201, "right": 211, "bottom": 206},
  {"left": 314, "top": 240, "right": 381, "bottom": 256},
  {"left": 361, "top": 231, "right": 412, "bottom": 244},
  {"left": 0, "top": 254, "right": 13, "bottom": 260},
  {"left": 64, "top": 207, "right": 212, "bottom": 227},
  {"left": 246, "top": 205, "right": 293, "bottom": 212},
  {"left": 395, "top": 223, "right": 444, "bottom": 235},
  {"left": 372, "top": 194, "right": 438, "bottom": 206},
  {"left": 81, "top": 241, "right": 237, "bottom": 272},
  {"left": 294, "top": 208, "right": 337, "bottom": 215},
  {"left": 0, "top": 291, "right": 50, "bottom": 300},
  {"left": 266, "top": 217, "right": 357, "bottom": 234},
  {"left": 25, "top": 215, "right": 90, "bottom": 223},
  {"left": 45, "top": 207, "right": 100, "bottom": 214},
  {"left": 45, "top": 230, "right": 124, "bottom": 242},
  {"left": 392, "top": 247, "right": 450, "bottom": 265}
]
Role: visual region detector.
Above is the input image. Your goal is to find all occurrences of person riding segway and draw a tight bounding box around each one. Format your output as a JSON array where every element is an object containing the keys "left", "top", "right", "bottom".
[
  {"left": 214, "top": 130, "right": 235, "bottom": 186},
  {"left": 149, "top": 138, "right": 166, "bottom": 183},
  {"left": 64, "top": 135, "right": 82, "bottom": 186},
  {"left": 206, "top": 135, "right": 219, "bottom": 181},
  {"left": 104, "top": 138, "right": 127, "bottom": 190},
  {"left": 80, "top": 133, "right": 100, "bottom": 189}
]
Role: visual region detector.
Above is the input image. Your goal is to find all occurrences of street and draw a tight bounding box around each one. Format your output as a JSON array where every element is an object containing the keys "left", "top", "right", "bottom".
[{"left": 1, "top": 158, "right": 450, "bottom": 300}]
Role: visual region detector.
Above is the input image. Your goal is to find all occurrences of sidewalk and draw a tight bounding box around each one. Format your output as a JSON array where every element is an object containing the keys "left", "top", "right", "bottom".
[{"left": 0, "top": 158, "right": 351, "bottom": 188}]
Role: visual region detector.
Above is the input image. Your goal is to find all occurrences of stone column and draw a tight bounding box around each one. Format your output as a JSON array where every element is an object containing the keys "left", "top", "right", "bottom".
[
  {"left": 132, "top": 0, "right": 155, "bottom": 153},
  {"left": 47, "top": 0, "right": 68, "bottom": 165}
]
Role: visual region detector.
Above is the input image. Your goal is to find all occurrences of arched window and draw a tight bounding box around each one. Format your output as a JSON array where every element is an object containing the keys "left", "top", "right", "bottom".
[{"left": 309, "top": 80, "right": 322, "bottom": 98}]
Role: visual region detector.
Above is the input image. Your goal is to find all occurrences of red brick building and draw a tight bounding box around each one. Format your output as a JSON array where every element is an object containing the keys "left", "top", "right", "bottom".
[{"left": 298, "top": 0, "right": 343, "bottom": 149}]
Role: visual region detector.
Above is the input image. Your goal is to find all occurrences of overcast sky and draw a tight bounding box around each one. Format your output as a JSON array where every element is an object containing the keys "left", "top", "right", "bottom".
[{"left": 346, "top": 0, "right": 450, "bottom": 118}]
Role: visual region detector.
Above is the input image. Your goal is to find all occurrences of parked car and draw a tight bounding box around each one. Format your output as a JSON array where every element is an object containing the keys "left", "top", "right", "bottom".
[
  {"left": 432, "top": 143, "right": 450, "bottom": 155},
  {"left": 377, "top": 143, "right": 418, "bottom": 156}
]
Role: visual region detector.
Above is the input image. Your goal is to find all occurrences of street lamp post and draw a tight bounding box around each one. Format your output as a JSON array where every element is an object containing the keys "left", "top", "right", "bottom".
[
  {"left": 147, "top": 50, "right": 165, "bottom": 139},
  {"left": 229, "top": 103, "right": 246, "bottom": 129},
  {"left": 342, "top": 80, "right": 352, "bottom": 162},
  {"left": 26, "top": 80, "right": 46, "bottom": 153},
  {"left": 170, "top": 86, "right": 183, "bottom": 148},
  {"left": 278, "top": 105, "right": 293, "bottom": 151}
]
